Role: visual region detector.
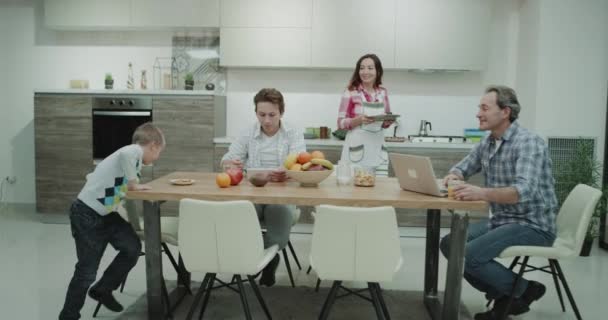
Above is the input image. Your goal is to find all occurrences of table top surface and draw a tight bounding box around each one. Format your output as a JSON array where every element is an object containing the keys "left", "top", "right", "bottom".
[{"left": 128, "top": 172, "right": 487, "bottom": 211}]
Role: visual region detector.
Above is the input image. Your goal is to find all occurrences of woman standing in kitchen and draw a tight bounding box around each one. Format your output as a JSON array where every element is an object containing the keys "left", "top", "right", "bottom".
[
  {"left": 221, "top": 88, "right": 305, "bottom": 287},
  {"left": 337, "top": 53, "right": 394, "bottom": 168}
]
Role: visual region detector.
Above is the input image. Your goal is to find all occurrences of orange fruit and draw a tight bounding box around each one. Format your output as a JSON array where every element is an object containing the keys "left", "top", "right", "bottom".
[
  {"left": 297, "top": 152, "right": 312, "bottom": 164},
  {"left": 290, "top": 163, "right": 302, "bottom": 171},
  {"left": 216, "top": 173, "right": 231, "bottom": 188},
  {"left": 311, "top": 150, "right": 325, "bottom": 160}
]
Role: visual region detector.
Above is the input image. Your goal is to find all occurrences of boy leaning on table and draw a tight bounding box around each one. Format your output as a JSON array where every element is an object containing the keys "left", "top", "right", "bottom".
[{"left": 59, "top": 123, "right": 165, "bottom": 320}]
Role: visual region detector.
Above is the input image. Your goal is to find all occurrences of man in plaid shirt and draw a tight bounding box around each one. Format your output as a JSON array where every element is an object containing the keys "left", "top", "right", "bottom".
[{"left": 440, "top": 86, "right": 558, "bottom": 320}]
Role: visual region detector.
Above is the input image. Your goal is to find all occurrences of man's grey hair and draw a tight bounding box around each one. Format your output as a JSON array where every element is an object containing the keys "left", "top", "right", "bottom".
[{"left": 485, "top": 85, "right": 521, "bottom": 122}]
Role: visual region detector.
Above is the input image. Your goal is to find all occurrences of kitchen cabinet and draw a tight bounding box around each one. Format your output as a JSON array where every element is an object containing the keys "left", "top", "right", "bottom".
[
  {"left": 44, "top": 0, "right": 131, "bottom": 28},
  {"left": 34, "top": 95, "right": 93, "bottom": 213},
  {"left": 395, "top": 0, "right": 492, "bottom": 70},
  {"left": 220, "top": 0, "right": 312, "bottom": 28},
  {"left": 311, "top": 0, "right": 395, "bottom": 68},
  {"left": 131, "top": 0, "right": 219, "bottom": 28},
  {"left": 44, "top": 0, "right": 219, "bottom": 29},
  {"left": 220, "top": 28, "right": 311, "bottom": 67}
]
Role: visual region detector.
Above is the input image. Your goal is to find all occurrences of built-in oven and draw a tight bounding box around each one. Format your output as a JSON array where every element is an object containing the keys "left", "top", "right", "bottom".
[{"left": 92, "top": 96, "right": 152, "bottom": 161}]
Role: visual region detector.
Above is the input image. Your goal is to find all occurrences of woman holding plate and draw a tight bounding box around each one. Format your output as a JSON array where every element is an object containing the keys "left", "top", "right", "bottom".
[{"left": 337, "top": 53, "right": 396, "bottom": 168}]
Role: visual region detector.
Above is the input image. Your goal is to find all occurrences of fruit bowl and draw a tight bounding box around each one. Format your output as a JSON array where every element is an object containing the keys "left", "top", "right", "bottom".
[{"left": 287, "top": 169, "right": 333, "bottom": 187}]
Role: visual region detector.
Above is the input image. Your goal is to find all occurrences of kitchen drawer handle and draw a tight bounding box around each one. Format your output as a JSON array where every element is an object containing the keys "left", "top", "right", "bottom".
[{"left": 93, "top": 111, "right": 151, "bottom": 117}]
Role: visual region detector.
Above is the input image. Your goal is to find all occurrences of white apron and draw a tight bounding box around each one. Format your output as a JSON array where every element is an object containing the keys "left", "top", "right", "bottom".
[{"left": 340, "top": 92, "right": 388, "bottom": 168}]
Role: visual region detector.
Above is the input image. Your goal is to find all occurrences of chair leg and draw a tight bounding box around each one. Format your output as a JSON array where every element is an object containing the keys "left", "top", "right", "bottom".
[
  {"left": 499, "top": 256, "right": 530, "bottom": 320},
  {"left": 373, "top": 283, "right": 391, "bottom": 320},
  {"left": 162, "top": 243, "right": 193, "bottom": 295},
  {"left": 198, "top": 274, "right": 216, "bottom": 320},
  {"left": 552, "top": 259, "right": 583, "bottom": 320},
  {"left": 287, "top": 241, "right": 302, "bottom": 270},
  {"left": 186, "top": 273, "right": 211, "bottom": 320},
  {"left": 248, "top": 275, "right": 273, "bottom": 320},
  {"left": 282, "top": 248, "right": 296, "bottom": 287},
  {"left": 319, "top": 280, "right": 342, "bottom": 320},
  {"left": 315, "top": 278, "right": 321, "bottom": 292},
  {"left": 548, "top": 259, "right": 566, "bottom": 312},
  {"left": 368, "top": 282, "right": 385, "bottom": 320},
  {"left": 235, "top": 275, "right": 253, "bottom": 320},
  {"left": 306, "top": 265, "right": 312, "bottom": 274},
  {"left": 92, "top": 302, "right": 102, "bottom": 318}
]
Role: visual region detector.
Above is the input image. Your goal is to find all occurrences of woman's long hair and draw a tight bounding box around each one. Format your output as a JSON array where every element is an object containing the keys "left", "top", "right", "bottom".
[{"left": 347, "top": 53, "right": 384, "bottom": 91}]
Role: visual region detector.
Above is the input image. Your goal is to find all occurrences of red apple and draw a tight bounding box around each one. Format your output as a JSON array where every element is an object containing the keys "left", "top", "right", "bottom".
[
  {"left": 226, "top": 167, "right": 243, "bottom": 185},
  {"left": 308, "top": 164, "right": 325, "bottom": 171}
]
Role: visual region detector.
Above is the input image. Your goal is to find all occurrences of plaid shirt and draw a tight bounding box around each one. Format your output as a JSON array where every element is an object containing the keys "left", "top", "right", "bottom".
[
  {"left": 450, "top": 121, "right": 558, "bottom": 235},
  {"left": 221, "top": 121, "right": 306, "bottom": 169}
]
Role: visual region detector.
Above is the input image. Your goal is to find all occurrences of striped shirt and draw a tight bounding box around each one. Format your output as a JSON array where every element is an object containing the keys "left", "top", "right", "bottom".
[
  {"left": 221, "top": 121, "right": 306, "bottom": 169},
  {"left": 450, "top": 121, "right": 558, "bottom": 235},
  {"left": 337, "top": 85, "right": 391, "bottom": 130}
]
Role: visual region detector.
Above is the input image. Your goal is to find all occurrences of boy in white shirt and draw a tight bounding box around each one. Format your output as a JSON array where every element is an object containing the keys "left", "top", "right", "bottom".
[{"left": 59, "top": 123, "right": 165, "bottom": 320}]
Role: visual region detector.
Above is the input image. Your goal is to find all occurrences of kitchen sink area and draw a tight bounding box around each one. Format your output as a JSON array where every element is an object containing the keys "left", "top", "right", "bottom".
[{"left": 408, "top": 135, "right": 469, "bottom": 143}]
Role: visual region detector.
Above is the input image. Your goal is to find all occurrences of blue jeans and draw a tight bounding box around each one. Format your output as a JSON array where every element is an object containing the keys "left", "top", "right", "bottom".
[
  {"left": 440, "top": 220, "right": 554, "bottom": 299},
  {"left": 255, "top": 204, "right": 295, "bottom": 250},
  {"left": 59, "top": 200, "right": 141, "bottom": 320}
]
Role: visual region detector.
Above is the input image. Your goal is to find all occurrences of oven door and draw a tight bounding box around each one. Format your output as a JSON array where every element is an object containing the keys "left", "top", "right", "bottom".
[{"left": 92, "top": 110, "right": 152, "bottom": 160}]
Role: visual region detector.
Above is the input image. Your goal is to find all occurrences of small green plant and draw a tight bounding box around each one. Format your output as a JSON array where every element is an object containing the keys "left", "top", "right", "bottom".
[
  {"left": 105, "top": 73, "right": 113, "bottom": 81},
  {"left": 554, "top": 140, "right": 607, "bottom": 240},
  {"left": 184, "top": 73, "right": 194, "bottom": 82}
]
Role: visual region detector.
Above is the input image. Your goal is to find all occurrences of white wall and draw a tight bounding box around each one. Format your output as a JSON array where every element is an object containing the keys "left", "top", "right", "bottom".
[
  {"left": 0, "top": 2, "right": 173, "bottom": 203},
  {"left": 533, "top": 0, "right": 608, "bottom": 162}
]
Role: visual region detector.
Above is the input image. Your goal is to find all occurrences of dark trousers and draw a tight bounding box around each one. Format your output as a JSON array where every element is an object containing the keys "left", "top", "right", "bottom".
[{"left": 58, "top": 200, "right": 141, "bottom": 320}]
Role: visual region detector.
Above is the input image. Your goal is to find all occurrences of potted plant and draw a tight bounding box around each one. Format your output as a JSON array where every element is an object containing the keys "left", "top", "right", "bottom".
[
  {"left": 184, "top": 73, "right": 194, "bottom": 90},
  {"left": 553, "top": 139, "right": 607, "bottom": 256},
  {"left": 104, "top": 73, "right": 114, "bottom": 89}
]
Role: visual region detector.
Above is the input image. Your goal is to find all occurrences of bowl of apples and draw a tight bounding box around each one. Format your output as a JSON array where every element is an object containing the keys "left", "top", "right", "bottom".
[{"left": 284, "top": 151, "right": 334, "bottom": 187}]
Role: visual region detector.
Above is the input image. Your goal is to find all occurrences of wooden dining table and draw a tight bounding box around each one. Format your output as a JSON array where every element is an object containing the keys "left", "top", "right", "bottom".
[{"left": 128, "top": 171, "right": 487, "bottom": 320}]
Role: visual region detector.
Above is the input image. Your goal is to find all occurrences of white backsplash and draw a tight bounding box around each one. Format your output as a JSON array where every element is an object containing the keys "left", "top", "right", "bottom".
[{"left": 225, "top": 69, "right": 482, "bottom": 138}]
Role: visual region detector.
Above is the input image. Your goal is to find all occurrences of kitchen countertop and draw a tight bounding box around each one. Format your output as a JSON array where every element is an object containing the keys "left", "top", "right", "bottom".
[
  {"left": 214, "top": 137, "right": 475, "bottom": 149},
  {"left": 35, "top": 89, "right": 221, "bottom": 96}
]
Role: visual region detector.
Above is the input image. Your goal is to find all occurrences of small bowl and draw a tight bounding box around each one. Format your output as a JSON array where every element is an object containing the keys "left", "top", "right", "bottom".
[
  {"left": 248, "top": 173, "right": 269, "bottom": 187},
  {"left": 287, "top": 169, "right": 333, "bottom": 187}
]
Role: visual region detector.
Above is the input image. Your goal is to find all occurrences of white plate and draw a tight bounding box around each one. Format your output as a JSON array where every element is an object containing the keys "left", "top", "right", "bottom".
[
  {"left": 246, "top": 168, "right": 275, "bottom": 176},
  {"left": 170, "top": 178, "right": 195, "bottom": 186}
]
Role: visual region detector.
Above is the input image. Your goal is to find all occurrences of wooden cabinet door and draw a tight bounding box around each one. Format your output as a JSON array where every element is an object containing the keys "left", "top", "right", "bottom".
[
  {"left": 34, "top": 95, "right": 93, "bottom": 213},
  {"left": 152, "top": 96, "right": 215, "bottom": 178}
]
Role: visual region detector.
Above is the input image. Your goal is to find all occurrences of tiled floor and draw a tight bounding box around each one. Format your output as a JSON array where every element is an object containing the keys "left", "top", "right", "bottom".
[{"left": 1, "top": 205, "right": 607, "bottom": 319}]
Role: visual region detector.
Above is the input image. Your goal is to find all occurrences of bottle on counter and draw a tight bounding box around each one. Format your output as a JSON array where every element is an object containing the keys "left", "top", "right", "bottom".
[
  {"left": 127, "top": 62, "right": 134, "bottom": 89},
  {"left": 140, "top": 70, "right": 147, "bottom": 90}
]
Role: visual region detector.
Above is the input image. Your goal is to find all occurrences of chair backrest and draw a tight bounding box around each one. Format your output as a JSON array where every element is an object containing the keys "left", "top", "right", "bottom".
[
  {"left": 555, "top": 184, "right": 602, "bottom": 253},
  {"left": 123, "top": 199, "right": 142, "bottom": 231},
  {"left": 311, "top": 205, "right": 402, "bottom": 282},
  {"left": 178, "top": 199, "right": 265, "bottom": 275}
]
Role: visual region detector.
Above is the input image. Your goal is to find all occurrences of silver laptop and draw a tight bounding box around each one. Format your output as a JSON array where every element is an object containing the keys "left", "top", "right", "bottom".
[{"left": 389, "top": 153, "right": 448, "bottom": 197}]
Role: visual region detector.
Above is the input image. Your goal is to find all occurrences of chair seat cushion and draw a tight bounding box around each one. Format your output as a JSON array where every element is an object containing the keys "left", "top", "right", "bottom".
[
  {"left": 499, "top": 244, "right": 576, "bottom": 259},
  {"left": 136, "top": 217, "right": 179, "bottom": 246}
]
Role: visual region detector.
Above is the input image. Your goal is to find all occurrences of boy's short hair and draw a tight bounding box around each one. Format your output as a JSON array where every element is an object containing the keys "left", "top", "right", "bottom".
[
  {"left": 132, "top": 122, "right": 165, "bottom": 146},
  {"left": 254, "top": 88, "right": 285, "bottom": 114}
]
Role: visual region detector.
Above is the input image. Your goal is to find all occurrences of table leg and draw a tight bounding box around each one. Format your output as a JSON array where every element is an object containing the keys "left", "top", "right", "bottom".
[
  {"left": 424, "top": 209, "right": 442, "bottom": 320},
  {"left": 143, "top": 200, "right": 164, "bottom": 319},
  {"left": 442, "top": 212, "right": 469, "bottom": 320}
]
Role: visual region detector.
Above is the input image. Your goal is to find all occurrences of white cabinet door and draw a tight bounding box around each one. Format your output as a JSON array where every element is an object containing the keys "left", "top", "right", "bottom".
[
  {"left": 131, "top": 0, "right": 219, "bottom": 27},
  {"left": 220, "top": 28, "right": 311, "bottom": 67},
  {"left": 44, "top": 0, "right": 130, "bottom": 28},
  {"left": 395, "top": 0, "right": 491, "bottom": 70},
  {"left": 311, "top": 0, "right": 395, "bottom": 68},
  {"left": 221, "top": 0, "right": 312, "bottom": 28}
]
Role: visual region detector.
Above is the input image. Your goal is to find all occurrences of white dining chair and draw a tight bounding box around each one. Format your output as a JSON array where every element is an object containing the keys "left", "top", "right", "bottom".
[
  {"left": 178, "top": 199, "right": 279, "bottom": 320},
  {"left": 310, "top": 205, "right": 403, "bottom": 320},
  {"left": 494, "top": 184, "right": 602, "bottom": 320}
]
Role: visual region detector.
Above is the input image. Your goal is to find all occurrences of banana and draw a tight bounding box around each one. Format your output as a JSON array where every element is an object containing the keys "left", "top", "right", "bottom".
[
  {"left": 302, "top": 162, "right": 313, "bottom": 171},
  {"left": 311, "top": 158, "right": 334, "bottom": 170}
]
